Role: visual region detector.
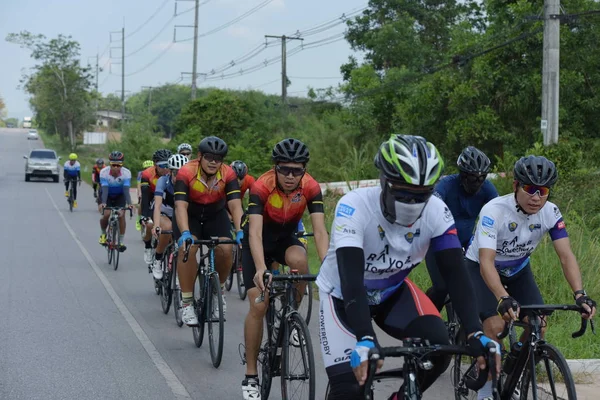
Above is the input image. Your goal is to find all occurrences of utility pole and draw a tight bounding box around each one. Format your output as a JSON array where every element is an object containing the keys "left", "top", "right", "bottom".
[
  {"left": 265, "top": 35, "right": 303, "bottom": 104},
  {"left": 141, "top": 86, "right": 154, "bottom": 113},
  {"left": 175, "top": 0, "right": 200, "bottom": 100},
  {"left": 121, "top": 26, "right": 126, "bottom": 117},
  {"left": 541, "top": 0, "right": 560, "bottom": 146}
]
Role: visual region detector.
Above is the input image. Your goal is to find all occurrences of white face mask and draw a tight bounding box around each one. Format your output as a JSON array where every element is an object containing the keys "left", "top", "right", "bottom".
[{"left": 393, "top": 202, "right": 427, "bottom": 226}]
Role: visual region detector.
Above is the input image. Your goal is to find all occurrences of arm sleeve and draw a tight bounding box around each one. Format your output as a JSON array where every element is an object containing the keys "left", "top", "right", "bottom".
[
  {"left": 224, "top": 170, "right": 241, "bottom": 201},
  {"left": 247, "top": 182, "right": 267, "bottom": 215},
  {"left": 101, "top": 187, "right": 109, "bottom": 204},
  {"left": 434, "top": 248, "right": 482, "bottom": 334},
  {"left": 173, "top": 179, "right": 189, "bottom": 202},
  {"left": 338, "top": 247, "right": 376, "bottom": 341},
  {"left": 548, "top": 205, "right": 569, "bottom": 241},
  {"left": 141, "top": 185, "right": 151, "bottom": 217},
  {"left": 124, "top": 186, "right": 132, "bottom": 205},
  {"left": 432, "top": 179, "right": 448, "bottom": 201}
]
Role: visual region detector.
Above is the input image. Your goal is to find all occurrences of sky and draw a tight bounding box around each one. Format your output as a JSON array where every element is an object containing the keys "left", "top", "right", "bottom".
[{"left": 0, "top": 0, "right": 367, "bottom": 120}]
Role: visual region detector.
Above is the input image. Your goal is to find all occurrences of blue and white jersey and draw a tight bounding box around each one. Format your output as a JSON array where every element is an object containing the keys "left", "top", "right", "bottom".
[
  {"left": 316, "top": 187, "right": 461, "bottom": 305},
  {"left": 465, "top": 194, "right": 568, "bottom": 277},
  {"left": 99, "top": 166, "right": 132, "bottom": 197},
  {"left": 154, "top": 175, "right": 175, "bottom": 217},
  {"left": 63, "top": 161, "right": 81, "bottom": 177}
]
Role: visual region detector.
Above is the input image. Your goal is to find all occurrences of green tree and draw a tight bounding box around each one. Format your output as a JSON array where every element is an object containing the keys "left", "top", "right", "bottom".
[{"left": 7, "top": 31, "right": 94, "bottom": 149}]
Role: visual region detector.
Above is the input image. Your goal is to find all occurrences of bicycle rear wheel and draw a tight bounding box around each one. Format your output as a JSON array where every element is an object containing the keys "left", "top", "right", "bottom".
[
  {"left": 160, "top": 254, "right": 172, "bottom": 314},
  {"left": 207, "top": 272, "right": 224, "bottom": 368},
  {"left": 107, "top": 227, "right": 114, "bottom": 264},
  {"left": 281, "top": 311, "right": 315, "bottom": 400},
  {"left": 225, "top": 261, "right": 234, "bottom": 292},
  {"left": 192, "top": 273, "right": 206, "bottom": 347},
  {"left": 519, "top": 343, "right": 576, "bottom": 400}
]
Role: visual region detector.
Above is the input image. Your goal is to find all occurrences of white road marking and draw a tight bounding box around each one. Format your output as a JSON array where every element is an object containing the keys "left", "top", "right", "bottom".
[{"left": 45, "top": 187, "right": 192, "bottom": 399}]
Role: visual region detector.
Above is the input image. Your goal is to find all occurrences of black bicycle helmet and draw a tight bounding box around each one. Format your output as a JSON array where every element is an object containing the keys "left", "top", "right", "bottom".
[
  {"left": 152, "top": 149, "right": 172, "bottom": 163},
  {"left": 374, "top": 134, "right": 444, "bottom": 186},
  {"left": 96, "top": 158, "right": 105, "bottom": 166},
  {"left": 272, "top": 138, "right": 310, "bottom": 164},
  {"left": 230, "top": 160, "right": 248, "bottom": 179},
  {"left": 109, "top": 151, "right": 124, "bottom": 163},
  {"left": 198, "top": 136, "right": 228, "bottom": 156},
  {"left": 457, "top": 146, "right": 491, "bottom": 175},
  {"left": 513, "top": 155, "right": 558, "bottom": 187}
]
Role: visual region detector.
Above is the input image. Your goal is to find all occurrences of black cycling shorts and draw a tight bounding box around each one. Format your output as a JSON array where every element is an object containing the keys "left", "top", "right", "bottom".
[
  {"left": 320, "top": 279, "right": 449, "bottom": 399},
  {"left": 106, "top": 195, "right": 126, "bottom": 208},
  {"left": 172, "top": 207, "right": 231, "bottom": 241},
  {"left": 241, "top": 227, "right": 304, "bottom": 291},
  {"left": 465, "top": 258, "right": 544, "bottom": 321}
]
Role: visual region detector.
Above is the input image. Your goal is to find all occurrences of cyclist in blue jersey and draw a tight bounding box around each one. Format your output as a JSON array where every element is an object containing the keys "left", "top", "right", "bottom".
[
  {"left": 99, "top": 151, "right": 133, "bottom": 251},
  {"left": 150, "top": 154, "right": 188, "bottom": 279},
  {"left": 425, "top": 146, "right": 498, "bottom": 311},
  {"left": 64, "top": 153, "right": 82, "bottom": 208}
]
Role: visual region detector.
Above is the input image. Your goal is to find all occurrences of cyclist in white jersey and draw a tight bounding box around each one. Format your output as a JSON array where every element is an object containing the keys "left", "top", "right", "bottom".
[
  {"left": 317, "top": 135, "right": 500, "bottom": 400},
  {"left": 465, "top": 155, "right": 596, "bottom": 399}
]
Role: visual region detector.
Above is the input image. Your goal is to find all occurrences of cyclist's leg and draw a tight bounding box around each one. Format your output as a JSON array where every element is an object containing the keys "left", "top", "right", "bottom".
[
  {"left": 241, "top": 229, "right": 274, "bottom": 377},
  {"left": 72, "top": 178, "right": 78, "bottom": 200},
  {"left": 174, "top": 211, "right": 200, "bottom": 324},
  {"left": 505, "top": 264, "right": 546, "bottom": 339},
  {"left": 279, "top": 234, "right": 308, "bottom": 303},
  {"left": 375, "top": 279, "right": 449, "bottom": 394},
  {"left": 99, "top": 197, "right": 113, "bottom": 243},
  {"left": 203, "top": 208, "right": 233, "bottom": 285},
  {"left": 155, "top": 214, "right": 173, "bottom": 255},
  {"left": 319, "top": 291, "right": 363, "bottom": 400},
  {"left": 424, "top": 247, "right": 448, "bottom": 311}
]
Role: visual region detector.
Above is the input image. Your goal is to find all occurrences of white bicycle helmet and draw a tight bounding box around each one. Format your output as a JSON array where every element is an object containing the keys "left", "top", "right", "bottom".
[
  {"left": 168, "top": 154, "right": 189, "bottom": 170},
  {"left": 177, "top": 143, "right": 193, "bottom": 153}
]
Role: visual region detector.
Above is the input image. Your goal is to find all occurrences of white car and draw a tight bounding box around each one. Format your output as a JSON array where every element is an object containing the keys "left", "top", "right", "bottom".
[
  {"left": 24, "top": 149, "right": 60, "bottom": 182},
  {"left": 27, "top": 130, "right": 39, "bottom": 140}
]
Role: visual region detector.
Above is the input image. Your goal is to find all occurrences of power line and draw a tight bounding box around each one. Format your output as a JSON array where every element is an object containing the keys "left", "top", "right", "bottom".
[
  {"left": 289, "top": 76, "right": 342, "bottom": 80},
  {"left": 177, "top": 0, "right": 213, "bottom": 16},
  {"left": 126, "top": 16, "right": 175, "bottom": 57},
  {"left": 125, "top": 0, "right": 171, "bottom": 39},
  {"left": 125, "top": 42, "right": 174, "bottom": 77},
  {"left": 179, "top": 0, "right": 276, "bottom": 42}
]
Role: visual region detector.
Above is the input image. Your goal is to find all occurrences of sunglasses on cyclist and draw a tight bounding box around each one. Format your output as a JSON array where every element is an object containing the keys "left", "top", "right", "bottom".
[
  {"left": 202, "top": 153, "right": 223, "bottom": 163},
  {"left": 520, "top": 184, "right": 550, "bottom": 197},
  {"left": 180, "top": 151, "right": 191, "bottom": 157},
  {"left": 464, "top": 173, "right": 487, "bottom": 183},
  {"left": 386, "top": 182, "right": 434, "bottom": 204},
  {"left": 276, "top": 165, "right": 306, "bottom": 177},
  {"left": 155, "top": 161, "right": 169, "bottom": 169},
  {"left": 110, "top": 163, "right": 123, "bottom": 168}
]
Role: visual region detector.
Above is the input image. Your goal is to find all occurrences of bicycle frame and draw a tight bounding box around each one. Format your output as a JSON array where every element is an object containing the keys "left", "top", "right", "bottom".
[{"left": 494, "top": 304, "right": 594, "bottom": 400}]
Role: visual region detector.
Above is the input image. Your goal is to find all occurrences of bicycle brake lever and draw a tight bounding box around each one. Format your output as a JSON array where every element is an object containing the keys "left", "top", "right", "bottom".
[{"left": 182, "top": 238, "right": 193, "bottom": 263}]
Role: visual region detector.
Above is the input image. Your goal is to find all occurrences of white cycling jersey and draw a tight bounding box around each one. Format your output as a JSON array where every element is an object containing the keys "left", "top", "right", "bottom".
[
  {"left": 465, "top": 194, "right": 568, "bottom": 277},
  {"left": 316, "top": 187, "right": 461, "bottom": 305}
]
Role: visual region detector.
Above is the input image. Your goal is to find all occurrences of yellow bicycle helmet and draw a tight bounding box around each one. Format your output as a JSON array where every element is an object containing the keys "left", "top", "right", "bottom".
[
  {"left": 142, "top": 160, "right": 154, "bottom": 168},
  {"left": 69, "top": 153, "right": 78, "bottom": 160}
]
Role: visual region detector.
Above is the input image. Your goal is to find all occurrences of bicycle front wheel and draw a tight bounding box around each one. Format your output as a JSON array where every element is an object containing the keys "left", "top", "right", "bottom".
[
  {"left": 192, "top": 273, "right": 206, "bottom": 348},
  {"left": 451, "top": 327, "right": 478, "bottom": 400},
  {"left": 113, "top": 223, "right": 120, "bottom": 270},
  {"left": 107, "top": 228, "right": 114, "bottom": 264},
  {"left": 281, "top": 311, "right": 316, "bottom": 400},
  {"left": 519, "top": 343, "right": 576, "bottom": 400},
  {"left": 160, "top": 256, "right": 172, "bottom": 314},
  {"left": 296, "top": 282, "right": 313, "bottom": 325},
  {"left": 207, "top": 273, "right": 225, "bottom": 367}
]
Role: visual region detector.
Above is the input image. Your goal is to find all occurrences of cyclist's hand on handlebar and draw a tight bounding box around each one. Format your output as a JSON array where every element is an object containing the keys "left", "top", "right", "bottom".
[
  {"left": 253, "top": 267, "right": 270, "bottom": 292},
  {"left": 153, "top": 226, "right": 161, "bottom": 239},
  {"left": 576, "top": 295, "right": 597, "bottom": 319},
  {"left": 177, "top": 230, "right": 192, "bottom": 247},
  {"left": 468, "top": 331, "right": 501, "bottom": 375},
  {"left": 350, "top": 338, "right": 383, "bottom": 386},
  {"left": 497, "top": 295, "right": 520, "bottom": 322}
]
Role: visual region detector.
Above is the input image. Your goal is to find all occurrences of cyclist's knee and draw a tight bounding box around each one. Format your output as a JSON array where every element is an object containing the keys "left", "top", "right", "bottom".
[
  {"left": 248, "top": 290, "right": 268, "bottom": 317},
  {"left": 285, "top": 247, "right": 308, "bottom": 270},
  {"left": 483, "top": 315, "right": 505, "bottom": 339},
  {"left": 326, "top": 373, "right": 361, "bottom": 400}
]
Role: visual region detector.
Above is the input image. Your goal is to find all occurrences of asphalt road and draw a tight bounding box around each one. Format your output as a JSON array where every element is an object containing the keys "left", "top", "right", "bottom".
[{"left": 0, "top": 127, "right": 465, "bottom": 399}]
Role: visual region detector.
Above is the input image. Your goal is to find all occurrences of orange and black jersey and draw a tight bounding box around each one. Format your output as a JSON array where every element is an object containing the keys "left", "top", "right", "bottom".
[
  {"left": 240, "top": 175, "right": 256, "bottom": 199},
  {"left": 174, "top": 160, "right": 241, "bottom": 214},
  {"left": 140, "top": 167, "right": 161, "bottom": 217},
  {"left": 247, "top": 170, "right": 324, "bottom": 231},
  {"left": 92, "top": 165, "right": 103, "bottom": 176}
]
